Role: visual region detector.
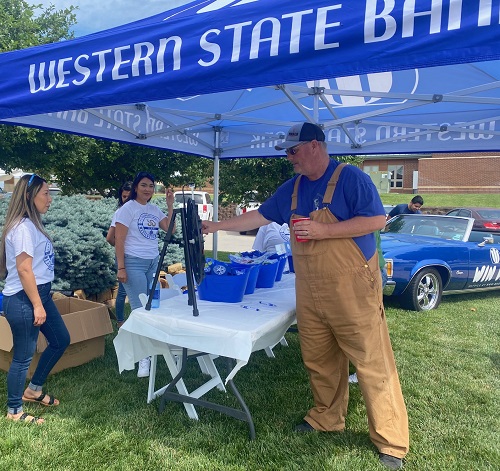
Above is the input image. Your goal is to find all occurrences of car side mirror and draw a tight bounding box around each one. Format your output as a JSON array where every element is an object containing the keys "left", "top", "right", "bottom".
[{"left": 478, "top": 236, "right": 494, "bottom": 246}]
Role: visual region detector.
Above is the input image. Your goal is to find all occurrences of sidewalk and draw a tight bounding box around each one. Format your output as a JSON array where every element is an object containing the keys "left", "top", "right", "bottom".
[{"left": 203, "top": 230, "right": 256, "bottom": 253}]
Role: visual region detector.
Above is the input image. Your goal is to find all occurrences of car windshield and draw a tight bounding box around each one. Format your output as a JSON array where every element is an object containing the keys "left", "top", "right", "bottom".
[
  {"left": 476, "top": 209, "right": 500, "bottom": 219},
  {"left": 384, "top": 215, "right": 470, "bottom": 240}
]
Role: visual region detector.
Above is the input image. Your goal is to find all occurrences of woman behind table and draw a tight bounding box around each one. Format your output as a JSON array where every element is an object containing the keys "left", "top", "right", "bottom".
[
  {"left": 0, "top": 174, "right": 70, "bottom": 424},
  {"left": 106, "top": 181, "right": 132, "bottom": 328},
  {"left": 252, "top": 222, "right": 290, "bottom": 253},
  {"left": 114, "top": 172, "right": 174, "bottom": 377}
]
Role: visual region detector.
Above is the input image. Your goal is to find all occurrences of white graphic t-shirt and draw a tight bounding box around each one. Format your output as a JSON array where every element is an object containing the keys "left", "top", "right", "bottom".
[
  {"left": 115, "top": 199, "right": 167, "bottom": 259},
  {"left": 253, "top": 223, "right": 290, "bottom": 253},
  {"left": 3, "top": 218, "right": 55, "bottom": 296}
]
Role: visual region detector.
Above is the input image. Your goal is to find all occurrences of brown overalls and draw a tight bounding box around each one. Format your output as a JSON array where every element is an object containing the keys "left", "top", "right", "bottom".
[{"left": 290, "top": 164, "right": 409, "bottom": 458}]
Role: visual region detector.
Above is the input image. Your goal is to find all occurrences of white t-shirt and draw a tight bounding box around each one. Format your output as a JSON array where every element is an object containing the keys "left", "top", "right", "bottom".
[
  {"left": 252, "top": 223, "right": 290, "bottom": 253},
  {"left": 109, "top": 210, "right": 118, "bottom": 228},
  {"left": 3, "top": 219, "right": 55, "bottom": 296},
  {"left": 115, "top": 199, "right": 166, "bottom": 259}
]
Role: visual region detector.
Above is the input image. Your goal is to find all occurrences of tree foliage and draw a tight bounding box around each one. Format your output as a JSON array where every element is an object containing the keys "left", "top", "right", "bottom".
[
  {"left": 0, "top": 0, "right": 77, "bottom": 51},
  {"left": 0, "top": 127, "right": 211, "bottom": 196},
  {"left": 218, "top": 154, "right": 365, "bottom": 205},
  {"left": 0, "top": 126, "right": 214, "bottom": 197},
  {"left": 218, "top": 158, "right": 293, "bottom": 205}
]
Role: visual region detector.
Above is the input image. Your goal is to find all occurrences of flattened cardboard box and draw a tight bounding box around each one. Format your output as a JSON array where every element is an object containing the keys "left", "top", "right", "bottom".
[{"left": 0, "top": 297, "right": 113, "bottom": 378}]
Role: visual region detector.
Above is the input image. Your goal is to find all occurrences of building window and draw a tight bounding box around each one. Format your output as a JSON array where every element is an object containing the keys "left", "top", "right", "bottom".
[
  {"left": 388, "top": 165, "right": 404, "bottom": 188},
  {"left": 363, "top": 165, "right": 379, "bottom": 174}
]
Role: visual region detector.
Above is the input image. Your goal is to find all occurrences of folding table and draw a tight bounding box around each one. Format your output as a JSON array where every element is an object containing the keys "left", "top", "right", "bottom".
[{"left": 113, "top": 274, "right": 296, "bottom": 438}]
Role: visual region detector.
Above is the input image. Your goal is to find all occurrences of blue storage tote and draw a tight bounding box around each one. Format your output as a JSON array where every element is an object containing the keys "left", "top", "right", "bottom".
[
  {"left": 269, "top": 254, "right": 287, "bottom": 281},
  {"left": 235, "top": 263, "right": 261, "bottom": 295},
  {"left": 229, "top": 253, "right": 267, "bottom": 295},
  {"left": 198, "top": 260, "right": 250, "bottom": 303},
  {"left": 255, "top": 260, "right": 279, "bottom": 289}
]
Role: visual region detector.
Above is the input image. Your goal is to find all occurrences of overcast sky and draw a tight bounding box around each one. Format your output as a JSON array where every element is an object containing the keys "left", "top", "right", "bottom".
[{"left": 36, "top": 0, "right": 194, "bottom": 37}]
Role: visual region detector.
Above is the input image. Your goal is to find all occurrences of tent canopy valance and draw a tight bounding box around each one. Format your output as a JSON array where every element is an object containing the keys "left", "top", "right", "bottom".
[{"left": 0, "top": 0, "right": 499, "bottom": 157}]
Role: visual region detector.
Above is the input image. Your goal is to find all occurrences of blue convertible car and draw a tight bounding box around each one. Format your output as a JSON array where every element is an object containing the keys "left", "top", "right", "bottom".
[{"left": 382, "top": 214, "right": 500, "bottom": 311}]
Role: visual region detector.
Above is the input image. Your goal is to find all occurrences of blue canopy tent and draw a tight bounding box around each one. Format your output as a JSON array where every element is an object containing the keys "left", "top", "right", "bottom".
[{"left": 1, "top": 0, "right": 499, "bottom": 251}]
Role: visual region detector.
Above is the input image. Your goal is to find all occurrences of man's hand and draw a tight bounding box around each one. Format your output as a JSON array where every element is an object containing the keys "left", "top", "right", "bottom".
[
  {"left": 293, "top": 216, "right": 386, "bottom": 240},
  {"left": 202, "top": 220, "right": 218, "bottom": 234}
]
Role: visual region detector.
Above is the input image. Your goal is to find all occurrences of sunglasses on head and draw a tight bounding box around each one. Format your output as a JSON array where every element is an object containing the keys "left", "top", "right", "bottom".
[
  {"left": 27, "top": 174, "right": 40, "bottom": 188},
  {"left": 285, "top": 142, "right": 308, "bottom": 155}
]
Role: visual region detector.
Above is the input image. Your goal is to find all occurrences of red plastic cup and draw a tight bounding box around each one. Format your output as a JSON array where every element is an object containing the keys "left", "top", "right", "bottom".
[{"left": 292, "top": 217, "right": 310, "bottom": 242}]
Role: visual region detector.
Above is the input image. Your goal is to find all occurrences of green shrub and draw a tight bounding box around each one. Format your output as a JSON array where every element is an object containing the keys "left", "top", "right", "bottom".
[{"left": 0, "top": 195, "right": 185, "bottom": 295}]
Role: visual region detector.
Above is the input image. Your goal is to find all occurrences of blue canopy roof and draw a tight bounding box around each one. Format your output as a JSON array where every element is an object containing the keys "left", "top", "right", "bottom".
[{"left": 1, "top": 0, "right": 499, "bottom": 157}]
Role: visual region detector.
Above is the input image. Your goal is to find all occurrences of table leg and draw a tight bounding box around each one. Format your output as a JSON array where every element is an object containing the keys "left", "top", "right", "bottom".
[
  {"left": 197, "top": 355, "right": 226, "bottom": 392},
  {"left": 158, "top": 349, "right": 256, "bottom": 439},
  {"left": 225, "top": 357, "right": 255, "bottom": 440},
  {"left": 149, "top": 349, "right": 199, "bottom": 419}
]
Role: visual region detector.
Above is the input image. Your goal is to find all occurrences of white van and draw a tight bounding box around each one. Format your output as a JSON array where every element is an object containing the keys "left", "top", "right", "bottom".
[{"left": 174, "top": 191, "right": 213, "bottom": 221}]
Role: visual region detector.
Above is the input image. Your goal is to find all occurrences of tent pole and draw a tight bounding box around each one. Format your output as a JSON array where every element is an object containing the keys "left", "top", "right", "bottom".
[
  {"left": 313, "top": 80, "right": 320, "bottom": 123},
  {"left": 212, "top": 127, "right": 222, "bottom": 259}
]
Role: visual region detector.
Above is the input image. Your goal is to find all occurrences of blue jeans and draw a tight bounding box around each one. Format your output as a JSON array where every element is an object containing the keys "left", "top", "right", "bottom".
[
  {"left": 113, "top": 257, "right": 127, "bottom": 323},
  {"left": 3, "top": 282, "right": 70, "bottom": 414},
  {"left": 122, "top": 255, "right": 159, "bottom": 311},
  {"left": 115, "top": 282, "right": 127, "bottom": 323}
]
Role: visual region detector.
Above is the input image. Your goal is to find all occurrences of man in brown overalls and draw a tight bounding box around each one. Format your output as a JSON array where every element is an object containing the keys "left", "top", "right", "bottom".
[{"left": 202, "top": 123, "right": 409, "bottom": 470}]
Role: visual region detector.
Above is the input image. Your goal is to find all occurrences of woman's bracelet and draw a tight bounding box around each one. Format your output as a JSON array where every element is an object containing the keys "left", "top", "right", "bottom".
[{"left": 118, "top": 267, "right": 125, "bottom": 270}]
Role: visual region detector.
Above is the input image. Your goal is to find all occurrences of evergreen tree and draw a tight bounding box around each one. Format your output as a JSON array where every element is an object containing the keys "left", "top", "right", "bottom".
[{"left": 0, "top": 195, "right": 186, "bottom": 295}]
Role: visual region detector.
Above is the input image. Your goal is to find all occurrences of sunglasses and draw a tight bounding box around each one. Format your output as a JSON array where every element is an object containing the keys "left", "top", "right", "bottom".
[
  {"left": 285, "top": 142, "right": 308, "bottom": 155},
  {"left": 27, "top": 174, "right": 40, "bottom": 188}
]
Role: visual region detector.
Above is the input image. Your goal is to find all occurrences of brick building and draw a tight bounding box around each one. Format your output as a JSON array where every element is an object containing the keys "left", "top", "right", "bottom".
[{"left": 361, "top": 152, "right": 500, "bottom": 194}]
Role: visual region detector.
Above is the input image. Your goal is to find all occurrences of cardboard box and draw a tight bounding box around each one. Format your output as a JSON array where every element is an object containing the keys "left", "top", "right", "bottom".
[{"left": 0, "top": 297, "right": 113, "bottom": 378}]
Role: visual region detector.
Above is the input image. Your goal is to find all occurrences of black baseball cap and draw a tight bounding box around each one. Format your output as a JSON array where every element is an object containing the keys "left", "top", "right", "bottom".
[{"left": 275, "top": 122, "right": 325, "bottom": 150}]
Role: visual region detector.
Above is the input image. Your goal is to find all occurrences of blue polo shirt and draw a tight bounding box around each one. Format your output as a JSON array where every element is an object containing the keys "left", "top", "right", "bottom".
[
  {"left": 258, "top": 160, "right": 385, "bottom": 260},
  {"left": 388, "top": 203, "right": 421, "bottom": 218}
]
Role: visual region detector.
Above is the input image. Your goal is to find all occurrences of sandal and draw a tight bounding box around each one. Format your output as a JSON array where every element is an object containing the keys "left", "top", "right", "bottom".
[
  {"left": 22, "top": 392, "right": 59, "bottom": 407},
  {"left": 8, "top": 412, "right": 44, "bottom": 424}
]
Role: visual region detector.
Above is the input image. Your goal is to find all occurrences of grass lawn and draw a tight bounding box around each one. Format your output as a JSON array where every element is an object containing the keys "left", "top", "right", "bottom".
[
  {"left": 0, "top": 288, "right": 498, "bottom": 470},
  {"left": 1, "top": 193, "right": 498, "bottom": 469}
]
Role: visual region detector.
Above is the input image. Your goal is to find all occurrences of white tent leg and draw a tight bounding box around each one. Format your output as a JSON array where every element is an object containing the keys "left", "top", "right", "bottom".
[{"left": 212, "top": 128, "right": 221, "bottom": 259}]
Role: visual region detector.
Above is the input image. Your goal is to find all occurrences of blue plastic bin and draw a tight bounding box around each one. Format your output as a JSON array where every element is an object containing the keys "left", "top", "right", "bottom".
[
  {"left": 288, "top": 255, "right": 294, "bottom": 273},
  {"left": 198, "top": 268, "right": 250, "bottom": 303},
  {"left": 256, "top": 261, "right": 279, "bottom": 289},
  {"left": 0, "top": 292, "right": 3, "bottom": 312},
  {"left": 243, "top": 264, "right": 261, "bottom": 294},
  {"left": 270, "top": 254, "right": 287, "bottom": 281},
  {"left": 231, "top": 251, "right": 272, "bottom": 295},
  {"left": 231, "top": 261, "right": 262, "bottom": 295}
]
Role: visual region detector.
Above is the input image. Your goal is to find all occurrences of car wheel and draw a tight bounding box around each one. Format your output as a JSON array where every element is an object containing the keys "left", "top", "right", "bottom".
[{"left": 399, "top": 268, "right": 442, "bottom": 311}]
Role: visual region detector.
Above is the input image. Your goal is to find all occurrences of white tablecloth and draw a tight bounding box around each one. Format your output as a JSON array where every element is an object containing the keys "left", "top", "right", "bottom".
[{"left": 113, "top": 274, "right": 296, "bottom": 381}]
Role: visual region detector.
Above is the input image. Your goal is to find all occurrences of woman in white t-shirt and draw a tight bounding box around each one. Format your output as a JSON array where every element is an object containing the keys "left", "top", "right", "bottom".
[
  {"left": 114, "top": 172, "right": 174, "bottom": 377},
  {"left": 0, "top": 174, "right": 70, "bottom": 424}
]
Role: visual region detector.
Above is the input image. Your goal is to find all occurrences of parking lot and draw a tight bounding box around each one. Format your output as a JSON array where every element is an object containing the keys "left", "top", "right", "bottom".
[{"left": 203, "top": 230, "right": 255, "bottom": 253}]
